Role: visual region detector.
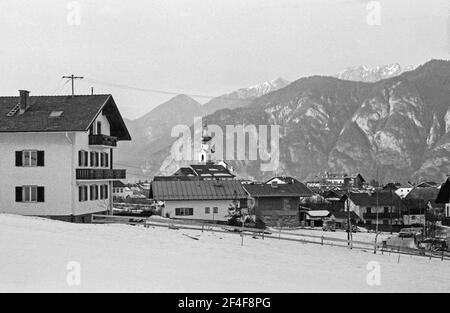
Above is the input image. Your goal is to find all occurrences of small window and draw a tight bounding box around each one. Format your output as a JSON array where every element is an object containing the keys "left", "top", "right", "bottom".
[
  {"left": 205, "top": 207, "right": 210, "bottom": 214},
  {"left": 16, "top": 186, "right": 44, "bottom": 203},
  {"left": 78, "top": 150, "right": 89, "bottom": 167},
  {"left": 23, "top": 186, "right": 37, "bottom": 202},
  {"left": 97, "top": 121, "right": 102, "bottom": 135},
  {"left": 175, "top": 208, "right": 194, "bottom": 216},
  {"left": 366, "top": 207, "right": 372, "bottom": 214},
  {"left": 384, "top": 207, "right": 389, "bottom": 214},
  {"left": 79, "top": 185, "right": 88, "bottom": 202},
  {"left": 213, "top": 207, "right": 218, "bottom": 214},
  {"left": 23, "top": 151, "right": 37, "bottom": 167}
]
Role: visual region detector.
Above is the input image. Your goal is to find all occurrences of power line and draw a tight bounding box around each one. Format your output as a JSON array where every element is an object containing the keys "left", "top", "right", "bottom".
[
  {"left": 84, "top": 77, "right": 252, "bottom": 102},
  {"left": 62, "top": 74, "right": 84, "bottom": 97}
]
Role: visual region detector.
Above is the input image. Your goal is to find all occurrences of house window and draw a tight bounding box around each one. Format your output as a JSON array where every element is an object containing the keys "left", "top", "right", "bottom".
[
  {"left": 205, "top": 207, "right": 210, "bottom": 214},
  {"left": 100, "top": 185, "right": 109, "bottom": 199},
  {"left": 16, "top": 150, "right": 44, "bottom": 167},
  {"left": 384, "top": 207, "right": 389, "bottom": 214},
  {"left": 366, "top": 207, "right": 372, "bottom": 214},
  {"left": 90, "top": 152, "right": 99, "bottom": 167},
  {"left": 78, "top": 150, "right": 89, "bottom": 167},
  {"left": 16, "top": 186, "right": 45, "bottom": 203},
  {"left": 79, "top": 185, "right": 88, "bottom": 202},
  {"left": 175, "top": 208, "right": 194, "bottom": 216},
  {"left": 90, "top": 185, "right": 99, "bottom": 201},
  {"left": 104, "top": 153, "right": 109, "bottom": 168},
  {"left": 97, "top": 121, "right": 102, "bottom": 135},
  {"left": 213, "top": 207, "right": 218, "bottom": 214}
]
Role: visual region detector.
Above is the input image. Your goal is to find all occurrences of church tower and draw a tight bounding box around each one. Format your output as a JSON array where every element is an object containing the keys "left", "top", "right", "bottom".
[{"left": 199, "top": 121, "right": 214, "bottom": 164}]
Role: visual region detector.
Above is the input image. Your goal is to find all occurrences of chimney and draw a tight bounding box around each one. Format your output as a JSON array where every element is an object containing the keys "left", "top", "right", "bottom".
[{"left": 18, "top": 90, "right": 30, "bottom": 114}]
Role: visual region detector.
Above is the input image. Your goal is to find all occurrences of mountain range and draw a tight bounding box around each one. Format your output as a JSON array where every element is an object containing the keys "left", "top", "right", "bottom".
[
  {"left": 115, "top": 78, "right": 289, "bottom": 180},
  {"left": 336, "top": 63, "right": 416, "bottom": 82},
  {"left": 118, "top": 60, "right": 450, "bottom": 184}
]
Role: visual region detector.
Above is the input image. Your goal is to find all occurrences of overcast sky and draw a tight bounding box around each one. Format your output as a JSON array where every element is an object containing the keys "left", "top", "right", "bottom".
[{"left": 0, "top": 0, "right": 448, "bottom": 119}]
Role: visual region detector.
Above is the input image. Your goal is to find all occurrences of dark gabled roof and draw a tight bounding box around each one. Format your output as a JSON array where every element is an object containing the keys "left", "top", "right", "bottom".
[
  {"left": 189, "top": 164, "right": 235, "bottom": 178},
  {"left": 243, "top": 181, "right": 314, "bottom": 197},
  {"left": 173, "top": 167, "right": 197, "bottom": 176},
  {"left": 113, "top": 181, "right": 126, "bottom": 188},
  {"left": 347, "top": 191, "right": 400, "bottom": 207},
  {"left": 331, "top": 211, "right": 361, "bottom": 220},
  {"left": 436, "top": 179, "right": 450, "bottom": 204},
  {"left": 0, "top": 94, "right": 131, "bottom": 140},
  {"left": 150, "top": 180, "right": 248, "bottom": 201}
]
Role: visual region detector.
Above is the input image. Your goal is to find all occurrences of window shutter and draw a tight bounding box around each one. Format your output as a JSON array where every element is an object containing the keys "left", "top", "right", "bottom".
[
  {"left": 37, "top": 187, "right": 45, "bottom": 202},
  {"left": 15, "top": 151, "right": 23, "bottom": 166},
  {"left": 37, "top": 151, "right": 45, "bottom": 167},
  {"left": 15, "top": 187, "right": 23, "bottom": 202}
]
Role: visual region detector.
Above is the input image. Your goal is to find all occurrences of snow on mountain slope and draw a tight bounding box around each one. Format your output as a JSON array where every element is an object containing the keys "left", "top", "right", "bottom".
[
  {"left": 336, "top": 64, "right": 416, "bottom": 82},
  {"left": 1, "top": 214, "right": 449, "bottom": 293},
  {"left": 202, "top": 78, "right": 290, "bottom": 115}
]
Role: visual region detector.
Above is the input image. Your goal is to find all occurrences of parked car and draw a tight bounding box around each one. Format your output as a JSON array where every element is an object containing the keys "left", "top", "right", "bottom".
[
  {"left": 399, "top": 227, "right": 423, "bottom": 238},
  {"left": 418, "top": 238, "right": 448, "bottom": 252},
  {"left": 322, "top": 220, "right": 336, "bottom": 232}
]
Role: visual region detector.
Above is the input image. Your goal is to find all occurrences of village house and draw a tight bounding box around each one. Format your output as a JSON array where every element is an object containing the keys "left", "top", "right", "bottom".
[
  {"left": 0, "top": 91, "right": 131, "bottom": 222},
  {"left": 113, "top": 181, "right": 133, "bottom": 199},
  {"left": 149, "top": 180, "right": 249, "bottom": 222},
  {"left": 343, "top": 191, "right": 403, "bottom": 227},
  {"left": 306, "top": 172, "right": 365, "bottom": 190},
  {"left": 436, "top": 178, "right": 450, "bottom": 219},
  {"left": 243, "top": 177, "right": 315, "bottom": 227},
  {"left": 301, "top": 210, "right": 360, "bottom": 228}
]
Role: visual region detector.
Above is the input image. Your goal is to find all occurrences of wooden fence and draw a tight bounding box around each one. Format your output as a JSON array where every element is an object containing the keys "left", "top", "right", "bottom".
[{"left": 91, "top": 214, "right": 450, "bottom": 262}]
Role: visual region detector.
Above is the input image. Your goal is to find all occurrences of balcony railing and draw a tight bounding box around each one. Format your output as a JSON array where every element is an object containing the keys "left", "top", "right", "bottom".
[
  {"left": 76, "top": 169, "right": 126, "bottom": 180},
  {"left": 89, "top": 134, "right": 117, "bottom": 147}
]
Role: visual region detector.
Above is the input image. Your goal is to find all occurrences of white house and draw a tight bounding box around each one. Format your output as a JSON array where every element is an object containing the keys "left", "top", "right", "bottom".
[
  {"left": 395, "top": 187, "right": 413, "bottom": 199},
  {"left": 150, "top": 180, "right": 249, "bottom": 222},
  {"left": 113, "top": 181, "right": 133, "bottom": 199},
  {"left": 436, "top": 178, "right": 450, "bottom": 218},
  {"left": 0, "top": 90, "right": 131, "bottom": 222}
]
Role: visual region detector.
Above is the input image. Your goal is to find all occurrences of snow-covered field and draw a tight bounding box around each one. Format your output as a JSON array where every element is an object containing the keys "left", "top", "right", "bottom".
[{"left": 0, "top": 214, "right": 449, "bottom": 293}]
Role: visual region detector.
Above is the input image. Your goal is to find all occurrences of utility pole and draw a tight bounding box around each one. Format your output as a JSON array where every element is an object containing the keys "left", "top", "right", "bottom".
[{"left": 62, "top": 74, "right": 84, "bottom": 97}]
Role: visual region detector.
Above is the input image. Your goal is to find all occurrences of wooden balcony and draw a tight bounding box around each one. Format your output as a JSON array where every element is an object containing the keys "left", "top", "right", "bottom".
[
  {"left": 76, "top": 169, "right": 126, "bottom": 181},
  {"left": 89, "top": 134, "right": 117, "bottom": 147}
]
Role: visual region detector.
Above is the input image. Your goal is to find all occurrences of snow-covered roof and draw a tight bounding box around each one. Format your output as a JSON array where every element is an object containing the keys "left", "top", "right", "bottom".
[{"left": 306, "top": 210, "right": 330, "bottom": 218}]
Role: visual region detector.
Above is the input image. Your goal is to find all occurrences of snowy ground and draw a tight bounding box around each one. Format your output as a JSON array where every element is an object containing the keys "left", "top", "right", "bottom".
[{"left": 0, "top": 214, "right": 449, "bottom": 293}]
